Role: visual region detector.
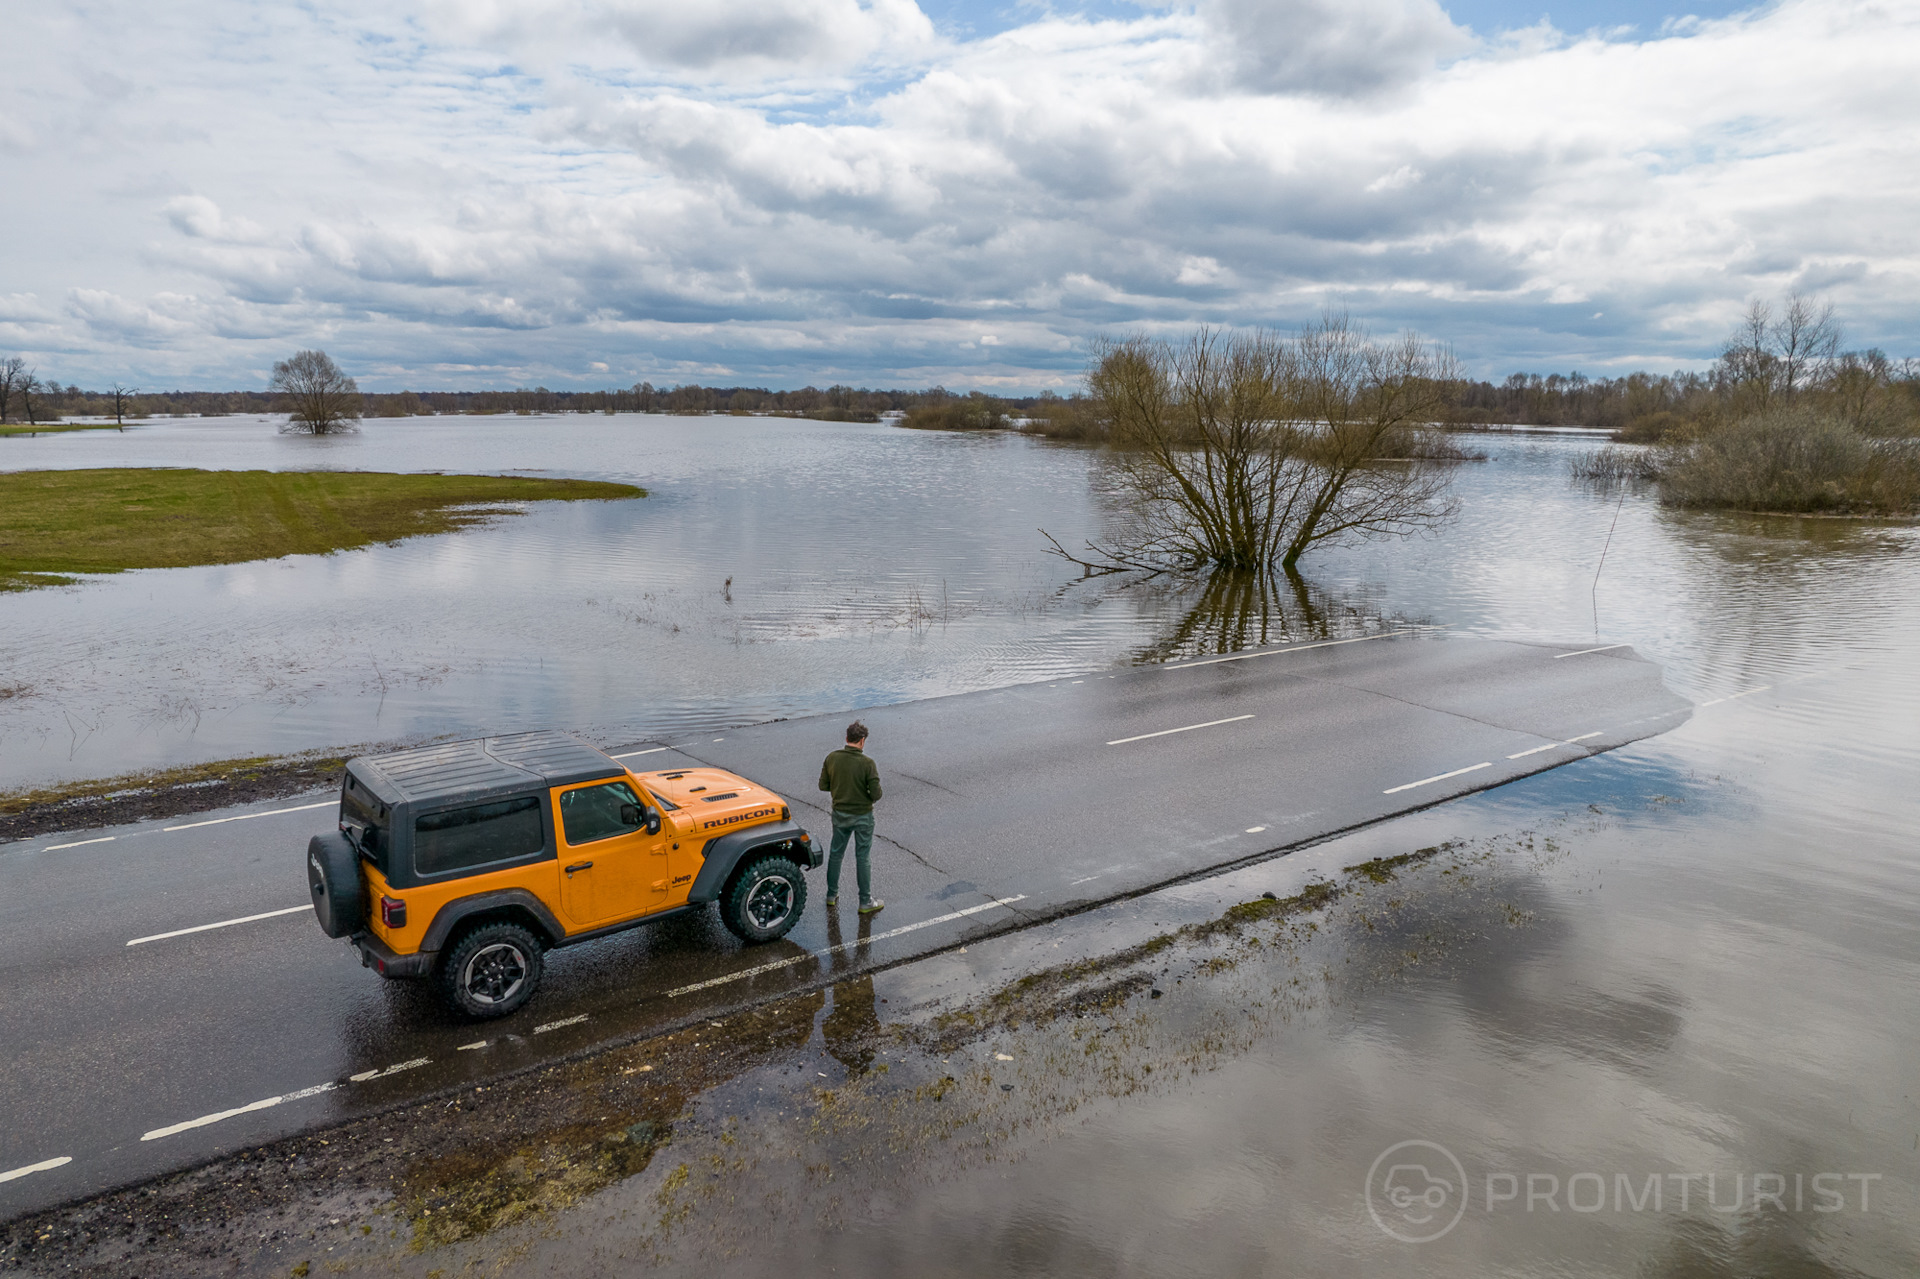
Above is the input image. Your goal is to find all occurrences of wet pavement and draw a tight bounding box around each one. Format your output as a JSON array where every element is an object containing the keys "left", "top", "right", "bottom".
[
  {"left": 0, "top": 631, "right": 1686, "bottom": 1220},
  {"left": 3, "top": 422, "right": 1918, "bottom": 1275}
]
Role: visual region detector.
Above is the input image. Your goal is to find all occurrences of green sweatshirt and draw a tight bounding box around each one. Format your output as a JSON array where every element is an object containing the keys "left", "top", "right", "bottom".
[{"left": 819, "top": 745, "right": 882, "bottom": 815}]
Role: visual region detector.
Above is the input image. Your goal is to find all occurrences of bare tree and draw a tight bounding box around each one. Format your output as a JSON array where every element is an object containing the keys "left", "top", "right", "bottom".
[
  {"left": 1716, "top": 293, "right": 1842, "bottom": 410},
  {"left": 270, "top": 349, "right": 361, "bottom": 434},
  {"left": 110, "top": 383, "right": 137, "bottom": 430},
  {"left": 19, "top": 370, "right": 40, "bottom": 426},
  {"left": 1772, "top": 292, "right": 1842, "bottom": 395},
  {"left": 0, "top": 357, "right": 23, "bottom": 424},
  {"left": 1055, "top": 315, "right": 1460, "bottom": 575}
]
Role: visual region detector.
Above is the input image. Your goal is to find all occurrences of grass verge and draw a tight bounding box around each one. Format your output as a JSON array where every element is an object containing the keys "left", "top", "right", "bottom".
[
  {"left": 0, "top": 749, "right": 368, "bottom": 843},
  {"left": 0, "top": 468, "right": 645, "bottom": 591},
  {"left": 0, "top": 423, "right": 125, "bottom": 437}
]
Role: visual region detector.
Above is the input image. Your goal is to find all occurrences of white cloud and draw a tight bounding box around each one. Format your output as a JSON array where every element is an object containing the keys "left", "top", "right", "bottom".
[{"left": 4, "top": 0, "right": 1918, "bottom": 388}]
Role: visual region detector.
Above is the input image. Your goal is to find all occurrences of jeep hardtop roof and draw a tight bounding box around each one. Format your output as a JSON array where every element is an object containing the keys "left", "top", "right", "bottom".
[{"left": 350, "top": 731, "right": 625, "bottom": 807}]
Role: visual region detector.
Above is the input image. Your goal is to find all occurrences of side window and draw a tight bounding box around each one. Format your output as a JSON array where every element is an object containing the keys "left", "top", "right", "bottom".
[
  {"left": 414, "top": 796, "right": 544, "bottom": 877},
  {"left": 560, "top": 781, "right": 644, "bottom": 846}
]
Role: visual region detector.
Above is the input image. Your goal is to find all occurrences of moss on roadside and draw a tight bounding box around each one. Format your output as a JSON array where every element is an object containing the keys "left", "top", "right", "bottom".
[
  {"left": 0, "top": 467, "right": 645, "bottom": 592},
  {"left": 0, "top": 749, "right": 367, "bottom": 843}
]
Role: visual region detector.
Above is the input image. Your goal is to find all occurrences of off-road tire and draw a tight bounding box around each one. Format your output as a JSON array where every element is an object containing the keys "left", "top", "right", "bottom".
[
  {"left": 440, "top": 921, "right": 544, "bottom": 1019},
  {"left": 720, "top": 855, "right": 807, "bottom": 944},
  {"left": 307, "top": 832, "right": 365, "bottom": 938}
]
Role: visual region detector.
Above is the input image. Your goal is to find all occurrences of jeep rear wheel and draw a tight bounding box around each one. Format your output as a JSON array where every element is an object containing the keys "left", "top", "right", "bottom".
[
  {"left": 720, "top": 855, "right": 807, "bottom": 944},
  {"left": 440, "top": 922, "right": 543, "bottom": 1019}
]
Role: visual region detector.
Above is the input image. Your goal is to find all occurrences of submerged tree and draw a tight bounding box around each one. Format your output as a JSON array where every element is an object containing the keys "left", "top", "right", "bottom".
[
  {"left": 1053, "top": 315, "right": 1460, "bottom": 575},
  {"left": 271, "top": 349, "right": 361, "bottom": 435}
]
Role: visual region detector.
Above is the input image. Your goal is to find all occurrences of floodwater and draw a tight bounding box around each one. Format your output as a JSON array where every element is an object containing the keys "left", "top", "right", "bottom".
[{"left": 6, "top": 416, "right": 1920, "bottom": 1276}]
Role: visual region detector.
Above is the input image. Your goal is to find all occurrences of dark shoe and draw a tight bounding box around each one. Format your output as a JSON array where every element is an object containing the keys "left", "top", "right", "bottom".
[
  {"left": 824, "top": 895, "right": 838, "bottom": 907},
  {"left": 858, "top": 899, "right": 885, "bottom": 915}
]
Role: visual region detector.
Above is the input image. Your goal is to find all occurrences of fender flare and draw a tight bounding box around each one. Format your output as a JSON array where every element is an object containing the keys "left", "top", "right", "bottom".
[
  {"left": 420, "top": 889, "right": 567, "bottom": 952},
  {"left": 688, "top": 820, "right": 818, "bottom": 904}
]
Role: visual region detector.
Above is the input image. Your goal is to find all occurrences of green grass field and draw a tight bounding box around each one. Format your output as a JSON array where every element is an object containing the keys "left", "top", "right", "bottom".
[
  {"left": 0, "top": 467, "right": 645, "bottom": 591},
  {"left": 0, "top": 422, "right": 125, "bottom": 437}
]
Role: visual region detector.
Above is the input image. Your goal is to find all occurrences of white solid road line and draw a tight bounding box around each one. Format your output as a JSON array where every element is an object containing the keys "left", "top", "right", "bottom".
[
  {"left": 164, "top": 800, "right": 333, "bottom": 833},
  {"left": 1384, "top": 761, "right": 1493, "bottom": 795},
  {"left": 612, "top": 747, "right": 670, "bottom": 759},
  {"left": 126, "top": 905, "right": 309, "bottom": 947},
  {"left": 1699, "top": 684, "right": 1771, "bottom": 707},
  {"left": 45, "top": 836, "right": 116, "bottom": 851},
  {"left": 1167, "top": 629, "right": 1412, "bottom": 670},
  {"left": 142, "top": 1081, "right": 337, "bottom": 1141},
  {"left": 0, "top": 1155, "right": 72, "bottom": 1185},
  {"left": 1554, "top": 643, "right": 1631, "bottom": 659},
  {"left": 1506, "top": 731, "right": 1603, "bottom": 760},
  {"left": 1107, "top": 714, "right": 1254, "bottom": 746},
  {"left": 667, "top": 896, "right": 1029, "bottom": 998}
]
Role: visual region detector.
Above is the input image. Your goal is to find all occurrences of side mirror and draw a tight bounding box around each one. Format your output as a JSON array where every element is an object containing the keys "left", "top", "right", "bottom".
[
  {"left": 645, "top": 808, "right": 662, "bottom": 836},
  {"left": 619, "top": 803, "right": 643, "bottom": 827}
]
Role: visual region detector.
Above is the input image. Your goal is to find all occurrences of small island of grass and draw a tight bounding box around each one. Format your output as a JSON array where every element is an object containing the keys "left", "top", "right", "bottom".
[{"left": 0, "top": 467, "right": 645, "bottom": 591}]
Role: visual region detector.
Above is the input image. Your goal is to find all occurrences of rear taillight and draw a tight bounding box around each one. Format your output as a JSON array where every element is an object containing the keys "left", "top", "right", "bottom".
[{"left": 380, "top": 896, "right": 407, "bottom": 929}]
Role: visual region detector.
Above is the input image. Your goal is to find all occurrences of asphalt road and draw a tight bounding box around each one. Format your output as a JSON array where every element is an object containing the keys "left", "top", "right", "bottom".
[{"left": 0, "top": 630, "right": 1689, "bottom": 1218}]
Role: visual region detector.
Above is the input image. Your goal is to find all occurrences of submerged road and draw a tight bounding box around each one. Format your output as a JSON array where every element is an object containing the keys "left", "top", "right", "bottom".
[{"left": 0, "top": 630, "right": 1689, "bottom": 1218}]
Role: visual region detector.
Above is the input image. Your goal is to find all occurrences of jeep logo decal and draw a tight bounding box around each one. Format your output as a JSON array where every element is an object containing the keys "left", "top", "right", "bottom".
[{"left": 701, "top": 806, "right": 778, "bottom": 831}]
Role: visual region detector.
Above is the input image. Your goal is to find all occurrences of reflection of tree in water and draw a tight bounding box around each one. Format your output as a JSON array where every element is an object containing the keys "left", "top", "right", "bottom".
[
  {"left": 822, "top": 910, "right": 879, "bottom": 1076},
  {"left": 1129, "top": 568, "right": 1412, "bottom": 665}
]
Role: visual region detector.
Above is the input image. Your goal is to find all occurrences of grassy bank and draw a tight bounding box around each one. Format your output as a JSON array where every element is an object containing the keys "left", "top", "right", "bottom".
[
  {"left": 0, "top": 422, "right": 124, "bottom": 437},
  {"left": 0, "top": 750, "right": 364, "bottom": 843},
  {"left": 0, "top": 467, "right": 644, "bottom": 591}
]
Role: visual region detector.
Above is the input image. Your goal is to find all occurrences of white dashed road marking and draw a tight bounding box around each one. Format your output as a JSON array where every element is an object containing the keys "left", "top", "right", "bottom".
[
  {"left": 126, "top": 905, "right": 309, "bottom": 947},
  {"left": 1384, "top": 762, "right": 1493, "bottom": 795},
  {"left": 612, "top": 747, "right": 670, "bottom": 759},
  {"left": 1167, "top": 629, "right": 1413, "bottom": 669},
  {"left": 534, "top": 1014, "right": 589, "bottom": 1035},
  {"left": 1699, "top": 684, "right": 1771, "bottom": 707},
  {"left": 0, "top": 1156, "right": 71, "bottom": 1185},
  {"left": 349, "top": 1058, "right": 430, "bottom": 1083},
  {"left": 667, "top": 896, "right": 1029, "bottom": 998},
  {"left": 1506, "top": 731, "right": 1602, "bottom": 759},
  {"left": 46, "top": 836, "right": 115, "bottom": 851},
  {"left": 164, "top": 801, "right": 332, "bottom": 833},
  {"left": 1554, "top": 643, "right": 1631, "bottom": 659},
  {"left": 142, "top": 1082, "right": 338, "bottom": 1142},
  {"left": 1107, "top": 714, "right": 1253, "bottom": 746}
]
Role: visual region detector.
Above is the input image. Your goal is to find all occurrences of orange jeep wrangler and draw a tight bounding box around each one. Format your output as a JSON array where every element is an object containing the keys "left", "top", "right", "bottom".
[{"left": 307, "top": 731, "right": 817, "bottom": 1018}]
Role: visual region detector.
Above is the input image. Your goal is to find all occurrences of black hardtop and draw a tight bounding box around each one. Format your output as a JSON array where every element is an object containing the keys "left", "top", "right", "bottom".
[{"left": 351, "top": 731, "right": 624, "bottom": 808}]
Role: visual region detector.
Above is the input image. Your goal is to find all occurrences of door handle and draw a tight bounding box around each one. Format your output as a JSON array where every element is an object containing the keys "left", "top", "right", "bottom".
[{"left": 565, "top": 861, "right": 593, "bottom": 876}]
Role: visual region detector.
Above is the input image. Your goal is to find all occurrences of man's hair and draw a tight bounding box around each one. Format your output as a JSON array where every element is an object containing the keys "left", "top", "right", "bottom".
[{"left": 846, "top": 721, "right": 868, "bottom": 743}]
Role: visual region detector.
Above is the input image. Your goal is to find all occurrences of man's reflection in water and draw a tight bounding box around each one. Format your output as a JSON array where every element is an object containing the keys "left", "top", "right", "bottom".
[{"left": 822, "top": 907, "right": 879, "bottom": 1076}]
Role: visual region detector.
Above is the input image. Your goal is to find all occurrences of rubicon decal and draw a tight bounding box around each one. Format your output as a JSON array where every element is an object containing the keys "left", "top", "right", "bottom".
[{"left": 703, "top": 807, "right": 778, "bottom": 831}]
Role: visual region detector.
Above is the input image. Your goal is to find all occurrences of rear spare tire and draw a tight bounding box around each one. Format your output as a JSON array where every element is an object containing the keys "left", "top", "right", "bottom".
[
  {"left": 440, "top": 922, "right": 544, "bottom": 1019},
  {"left": 720, "top": 854, "right": 807, "bottom": 944},
  {"left": 307, "top": 832, "right": 366, "bottom": 938}
]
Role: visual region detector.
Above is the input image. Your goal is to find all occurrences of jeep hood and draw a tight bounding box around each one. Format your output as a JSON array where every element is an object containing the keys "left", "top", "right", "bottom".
[{"left": 636, "top": 767, "right": 787, "bottom": 836}]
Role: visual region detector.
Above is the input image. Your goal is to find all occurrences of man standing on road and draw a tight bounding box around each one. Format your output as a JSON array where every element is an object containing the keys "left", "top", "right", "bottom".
[{"left": 819, "top": 720, "right": 884, "bottom": 915}]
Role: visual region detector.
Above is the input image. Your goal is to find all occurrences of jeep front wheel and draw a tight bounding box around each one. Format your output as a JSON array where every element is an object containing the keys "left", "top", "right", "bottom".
[
  {"left": 720, "top": 855, "right": 807, "bottom": 944},
  {"left": 440, "top": 922, "right": 544, "bottom": 1019}
]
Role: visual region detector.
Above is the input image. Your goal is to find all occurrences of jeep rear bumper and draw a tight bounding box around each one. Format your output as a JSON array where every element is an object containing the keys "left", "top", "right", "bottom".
[{"left": 351, "top": 931, "right": 435, "bottom": 980}]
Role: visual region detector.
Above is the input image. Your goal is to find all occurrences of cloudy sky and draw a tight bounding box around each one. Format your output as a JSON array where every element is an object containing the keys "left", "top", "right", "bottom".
[{"left": 3, "top": 0, "right": 1915, "bottom": 391}]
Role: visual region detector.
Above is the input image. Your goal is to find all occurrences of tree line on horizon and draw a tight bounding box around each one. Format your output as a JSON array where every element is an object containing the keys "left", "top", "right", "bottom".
[{"left": 4, "top": 298, "right": 1915, "bottom": 437}]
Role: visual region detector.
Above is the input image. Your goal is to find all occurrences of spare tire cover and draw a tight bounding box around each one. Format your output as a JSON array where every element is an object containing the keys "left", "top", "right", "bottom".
[{"left": 308, "top": 831, "right": 366, "bottom": 938}]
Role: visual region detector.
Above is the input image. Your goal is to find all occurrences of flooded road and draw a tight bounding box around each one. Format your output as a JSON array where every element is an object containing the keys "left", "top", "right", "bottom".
[{"left": 2, "top": 417, "right": 1918, "bottom": 1275}]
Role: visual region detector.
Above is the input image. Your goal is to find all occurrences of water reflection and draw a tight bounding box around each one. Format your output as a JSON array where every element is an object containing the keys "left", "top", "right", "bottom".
[{"left": 1123, "top": 567, "right": 1404, "bottom": 664}]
